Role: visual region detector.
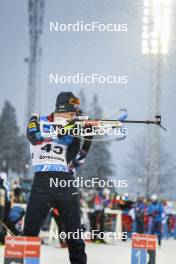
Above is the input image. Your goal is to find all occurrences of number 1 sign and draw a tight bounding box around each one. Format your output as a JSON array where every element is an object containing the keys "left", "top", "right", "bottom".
[{"left": 131, "top": 234, "right": 157, "bottom": 264}]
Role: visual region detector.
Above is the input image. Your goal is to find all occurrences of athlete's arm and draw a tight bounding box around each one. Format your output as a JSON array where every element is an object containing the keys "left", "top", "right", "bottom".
[
  {"left": 66, "top": 137, "right": 81, "bottom": 164},
  {"left": 27, "top": 116, "right": 52, "bottom": 145},
  {"left": 68, "top": 134, "right": 93, "bottom": 172}
]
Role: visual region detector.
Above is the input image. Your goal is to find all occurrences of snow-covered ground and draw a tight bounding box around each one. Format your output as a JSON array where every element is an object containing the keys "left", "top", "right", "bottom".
[{"left": 0, "top": 239, "right": 176, "bottom": 264}]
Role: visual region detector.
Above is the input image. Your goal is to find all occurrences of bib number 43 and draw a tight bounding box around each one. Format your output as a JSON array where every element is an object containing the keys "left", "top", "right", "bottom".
[{"left": 41, "top": 144, "right": 63, "bottom": 155}]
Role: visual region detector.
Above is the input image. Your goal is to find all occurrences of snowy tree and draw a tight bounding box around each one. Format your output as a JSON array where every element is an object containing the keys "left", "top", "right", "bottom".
[
  {"left": 125, "top": 133, "right": 176, "bottom": 199},
  {"left": 0, "top": 101, "right": 19, "bottom": 173},
  {"left": 0, "top": 101, "right": 30, "bottom": 176}
]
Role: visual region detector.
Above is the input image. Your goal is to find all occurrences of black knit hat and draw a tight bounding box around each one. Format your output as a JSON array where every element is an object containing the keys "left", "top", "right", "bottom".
[{"left": 55, "top": 92, "right": 80, "bottom": 113}]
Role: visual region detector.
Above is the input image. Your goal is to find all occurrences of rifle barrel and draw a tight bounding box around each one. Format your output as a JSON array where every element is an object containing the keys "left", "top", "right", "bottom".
[
  {"left": 121, "top": 120, "right": 159, "bottom": 125},
  {"left": 86, "top": 119, "right": 160, "bottom": 125}
]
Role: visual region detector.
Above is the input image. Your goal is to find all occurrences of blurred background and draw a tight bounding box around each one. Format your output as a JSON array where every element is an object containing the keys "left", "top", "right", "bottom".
[
  {"left": 0, "top": 0, "right": 176, "bottom": 217},
  {"left": 0, "top": 1, "right": 176, "bottom": 261}
]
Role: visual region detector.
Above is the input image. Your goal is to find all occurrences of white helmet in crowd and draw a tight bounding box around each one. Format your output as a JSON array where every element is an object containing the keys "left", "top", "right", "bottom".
[
  {"left": 0, "top": 172, "right": 7, "bottom": 184},
  {"left": 151, "top": 194, "right": 158, "bottom": 202},
  {"left": 103, "top": 188, "right": 110, "bottom": 197}
]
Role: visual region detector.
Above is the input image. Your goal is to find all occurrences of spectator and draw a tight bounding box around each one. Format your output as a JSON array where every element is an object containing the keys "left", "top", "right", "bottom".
[
  {"left": 134, "top": 197, "right": 145, "bottom": 234},
  {"left": 147, "top": 194, "right": 163, "bottom": 246}
]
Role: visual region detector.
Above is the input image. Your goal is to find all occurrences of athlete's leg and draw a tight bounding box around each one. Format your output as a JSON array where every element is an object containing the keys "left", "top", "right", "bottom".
[
  {"left": 55, "top": 195, "right": 87, "bottom": 264},
  {"left": 23, "top": 191, "right": 51, "bottom": 236}
]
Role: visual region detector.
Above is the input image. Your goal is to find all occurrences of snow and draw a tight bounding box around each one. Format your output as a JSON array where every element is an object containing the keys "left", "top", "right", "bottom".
[{"left": 0, "top": 239, "right": 176, "bottom": 264}]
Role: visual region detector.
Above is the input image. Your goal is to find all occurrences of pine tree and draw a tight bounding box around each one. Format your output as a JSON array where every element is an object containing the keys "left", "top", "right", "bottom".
[
  {"left": 0, "top": 101, "right": 30, "bottom": 176},
  {"left": 0, "top": 101, "right": 19, "bottom": 173}
]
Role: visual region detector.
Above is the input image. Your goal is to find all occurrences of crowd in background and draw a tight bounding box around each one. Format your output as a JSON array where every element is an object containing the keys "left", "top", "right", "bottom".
[
  {"left": 0, "top": 173, "right": 176, "bottom": 246},
  {"left": 80, "top": 189, "right": 176, "bottom": 246}
]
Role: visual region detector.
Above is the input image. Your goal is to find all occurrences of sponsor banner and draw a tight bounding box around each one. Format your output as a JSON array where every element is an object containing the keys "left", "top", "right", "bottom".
[
  {"left": 132, "top": 234, "right": 147, "bottom": 249},
  {"left": 5, "top": 237, "right": 26, "bottom": 259},
  {"left": 4, "top": 236, "right": 41, "bottom": 264},
  {"left": 146, "top": 235, "right": 157, "bottom": 251},
  {"left": 23, "top": 237, "right": 41, "bottom": 258},
  {"left": 132, "top": 234, "right": 156, "bottom": 250}
]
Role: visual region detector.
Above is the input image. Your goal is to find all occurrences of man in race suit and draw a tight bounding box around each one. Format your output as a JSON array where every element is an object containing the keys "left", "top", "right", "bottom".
[{"left": 23, "top": 92, "right": 92, "bottom": 264}]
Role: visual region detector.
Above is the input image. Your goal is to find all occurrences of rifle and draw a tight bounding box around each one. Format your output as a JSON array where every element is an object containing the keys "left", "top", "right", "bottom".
[
  {"left": 38, "top": 112, "right": 166, "bottom": 142},
  {"left": 73, "top": 114, "right": 166, "bottom": 130}
]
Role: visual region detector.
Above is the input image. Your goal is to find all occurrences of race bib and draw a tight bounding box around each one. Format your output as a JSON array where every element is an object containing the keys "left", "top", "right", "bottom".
[{"left": 30, "top": 142, "right": 68, "bottom": 166}]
